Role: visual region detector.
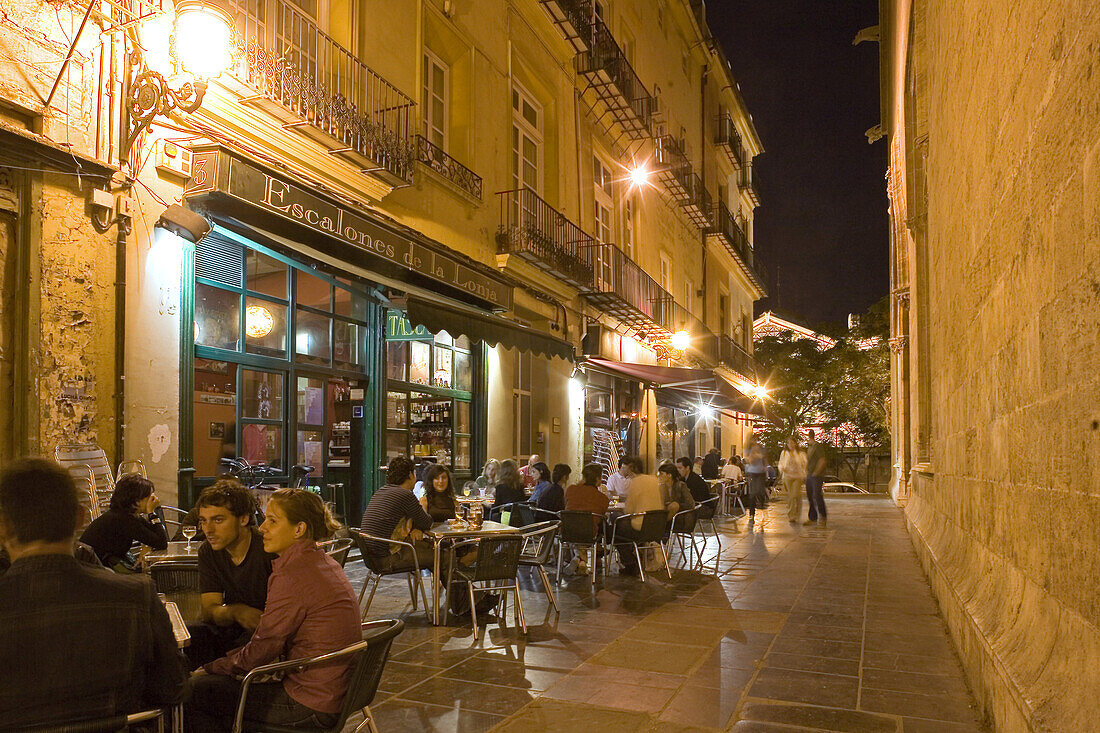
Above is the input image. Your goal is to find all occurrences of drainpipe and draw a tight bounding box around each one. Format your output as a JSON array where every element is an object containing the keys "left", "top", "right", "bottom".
[{"left": 700, "top": 62, "right": 708, "bottom": 330}]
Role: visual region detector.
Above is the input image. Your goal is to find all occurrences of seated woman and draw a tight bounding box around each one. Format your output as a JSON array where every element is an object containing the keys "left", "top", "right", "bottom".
[
  {"left": 492, "top": 459, "right": 527, "bottom": 508},
  {"left": 658, "top": 463, "right": 696, "bottom": 515},
  {"left": 527, "top": 462, "right": 553, "bottom": 505},
  {"left": 185, "top": 488, "right": 360, "bottom": 733},
  {"left": 79, "top": 473, "right": 168, "bottom": 570},
  {"left": 420, "top": 463, "right": 458, "bottom": 522},
  {"left": 474, "top": 459, "right": 500, "bottom": 493},
  {"left": 536, "top": 464, "right": 570, "bottom": 513}
]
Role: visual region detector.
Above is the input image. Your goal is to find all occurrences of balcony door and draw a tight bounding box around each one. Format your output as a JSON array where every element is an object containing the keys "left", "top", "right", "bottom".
[
  {"left": 511, "top": 83, "right": 543, "bottom": 226},
  {"left": 593, "top": 155, "right": 614, "bottom": 289}
]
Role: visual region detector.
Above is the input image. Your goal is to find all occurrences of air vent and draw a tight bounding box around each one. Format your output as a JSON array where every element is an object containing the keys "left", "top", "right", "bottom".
[{"left": 196, "top": 233, "right": 243, "bottom": 287}]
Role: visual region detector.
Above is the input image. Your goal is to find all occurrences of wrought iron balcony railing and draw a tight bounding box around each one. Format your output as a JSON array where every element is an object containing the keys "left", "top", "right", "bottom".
[
  {"left": 719, "top": 334, "right": 758, "bottom": 382},
  {"left": 415, "top": 135, "right": 482, "bottom": 200},
  {"left": 496, "top": 188, "right": 594, "bottom": 287},
  {"left": 539, "top": 0, "right": 594, "bottom": 52},
  {"left": 705, "top": 202, "right": 767, "bottom": 295},
  {"left": 582, "top": 243, "right": 672, "bottom": 332},
  {"left": 654, "top": 135, "right": 713, "bottom": 228},
  {"left": 740, "top": 161, "right": 760, "bottom": 207},
  {"left": 235, "top": 0, "right": 415, "bottom": 185},
  {"left": 715, "top": 113, "right": 743, "bottom": 170},
  {"left": 575, "top": 14, "right": 657, "bottom": 140},
  {"left": 660, "top": 298, "right": 719, "bottom": 366}
]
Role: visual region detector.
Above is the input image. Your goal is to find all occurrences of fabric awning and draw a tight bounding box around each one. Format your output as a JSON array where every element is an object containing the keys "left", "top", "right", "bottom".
[
  {"left": 406, "top": 298, "right": 575, "bottom": 361},
  {"left": 585, "top": 357, "right": 766, "bottom": 416}
]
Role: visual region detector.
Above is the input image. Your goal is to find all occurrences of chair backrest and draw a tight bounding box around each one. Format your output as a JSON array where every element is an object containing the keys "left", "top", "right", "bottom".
[
  {"left": 696, "top": 495, "right": 718, "bottom": 519},
  {"left": 488, "top": 502, "right": 523, "bottom": 526},
  {"left": 68, "top": 464, "right": 100, "bottom": 529},
  {"left": 149, "top": 561, "right": 201, "bottom": 622},
  {"left": 514, "top": 503, "right": 536, "bottom": 527},
  {"left": 333, "top": 619, "right": 405, "bottom": 729},
  {"left": 519, "top": 520, "right": 560, "bottom": 564},
  {"left": 117, "top": 460, "right": 147, "bottom": 480},
  {"left": 670, "top": 508, "right": 698, "bottom": 534},
  {"left": 320, "top": 537, "right": 353, "bottom": 567},
  {"left": 55, "top": 444, "right": 115, "bottom": 515},
  {"left": 465, "top": 535, "right": 524, "bottom": 582},
  {"left": 635, "top": 510, "right": 670, "bottom": 543},
  {"left": 560, "top": 510, "right": 600, "bottom": 543}
]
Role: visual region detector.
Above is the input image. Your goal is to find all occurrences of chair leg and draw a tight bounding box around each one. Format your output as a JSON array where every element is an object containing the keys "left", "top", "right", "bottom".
[
  {"left": 354, "top": 705, "right": 381, "bottom": 733},
  {"left": 634, "top": 543, "right": 646, "bottom": 583},
  {"left": 538, "top": 566, "right": 559, "bottom": 612},
  {"left": 406, "top": 573, "right": 419, "bottom": 610},
  {"left": 416, "top": 572, "right": 431, "bottom": 621},
  {"left": 513, "top": 581, "right": 527, "bottom": 634},
  {"left": 557, "top": 544, "right": 564, "bottom": 585},
  {"left": 468, "top": 582, "right": 479, "bottom": 636},
  {"left": 360, "top": 575, "right": 380, "bottom": 620},
  {"left": 663, "top": 541, "right": 673, "bottom": 580},
  {"left": 590, "top": 543, "right": 597, "bottom": 591}
]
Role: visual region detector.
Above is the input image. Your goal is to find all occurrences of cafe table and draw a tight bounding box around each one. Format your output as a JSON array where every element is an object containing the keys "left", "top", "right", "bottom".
[
  {"left": 160, "top": 599, "right": 189, "bottom": 733},
  {"left": 143, "top": 540, "right": 200, "bottom": 569},
  {"left": 424, "top": 519, "right": 519, "bottom": 625}
]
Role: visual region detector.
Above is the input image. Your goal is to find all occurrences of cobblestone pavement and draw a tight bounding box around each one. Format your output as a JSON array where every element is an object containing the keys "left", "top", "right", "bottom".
[{"left": 342, "top": 496, "right": 988, "bottom": 732}]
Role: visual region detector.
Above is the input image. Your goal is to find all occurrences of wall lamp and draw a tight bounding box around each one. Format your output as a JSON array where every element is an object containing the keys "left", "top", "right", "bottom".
[
  {"left": 570, "top": 365, "right": 588, "bottom": 387},
  {"left": 155, "top": 203, "right": 211, "bottom": 243},
  {"left": 127, "top": 0, "right": 235, "bottom": 151}
]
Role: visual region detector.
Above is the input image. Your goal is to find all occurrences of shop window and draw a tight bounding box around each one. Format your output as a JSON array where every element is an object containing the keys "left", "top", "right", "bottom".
[
  {"left": 386, "top": 342, "right": 408, "bottom": 381},
  {"left": 241, "top": 370, "right": 283, "bottom": 420},
  {"left": 244, "top": 298, "right": 287, "bottom": 357},
  {"left": 454, "top": 350, "right": 471, "bottom": 391},
  {"left": 296, "top": 269, "right": 331, "bottom": 311},
  {"left": 409, "top": 341, "right": 431, "bottom": 385},
  {"left": 334, "top": 287, "right": 367, "bottom": 320},
  {"left": 246, "top": 250, "right": 287, "bottom": 299},
  {"left": 193, "top": 358, "right": 237, "bottom": 477},
  {"left": 333, "top": 321, "right": 362, "bottom": 371},
  {"left": 195, "top": 284, "right": 240, "bottom": 351},
  {"left": 294, "top": 309, "right": 331, "bottom": 365}
]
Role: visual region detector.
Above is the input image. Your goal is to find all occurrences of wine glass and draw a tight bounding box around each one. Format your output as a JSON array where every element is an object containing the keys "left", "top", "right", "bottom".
[
  {"left": 182, "top": 525, "right": 197, "bottom": 551},
  {"left": 463, "top": 482, "right": 473, "bottom": 498}
]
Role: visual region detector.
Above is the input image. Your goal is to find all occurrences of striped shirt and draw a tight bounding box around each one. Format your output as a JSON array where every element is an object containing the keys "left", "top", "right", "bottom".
[{"left": 359, "top": 484, "right": 433, "bottom": 557}]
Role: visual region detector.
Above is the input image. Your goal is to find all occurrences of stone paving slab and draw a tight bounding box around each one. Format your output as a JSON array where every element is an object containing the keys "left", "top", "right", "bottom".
[{"left": 343, "top": 497, "right": 989, "bottom": 732}]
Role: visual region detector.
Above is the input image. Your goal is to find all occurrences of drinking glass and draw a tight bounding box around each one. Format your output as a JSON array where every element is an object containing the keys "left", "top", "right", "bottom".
[
  {"left": 463, "top": 482, "right": 473, "bottom": 498},
  {"left": 182, "top": 526, "right": 197, "bottom": 550}
]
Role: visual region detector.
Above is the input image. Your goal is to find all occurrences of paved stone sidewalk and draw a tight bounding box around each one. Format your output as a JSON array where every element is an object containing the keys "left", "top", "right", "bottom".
[{"left": 344, "top": 497, "right": 988, "bottom": 732}]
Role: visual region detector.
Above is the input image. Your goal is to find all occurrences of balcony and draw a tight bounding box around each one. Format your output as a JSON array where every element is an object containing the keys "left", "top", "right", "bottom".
[
  {"left": 705, "top": 202, "right": 767, "bottom": 295},
  {"left": 740, "top": 161, "right": 761, "bottom": 207},
  {"left": 496, "top": 188, "right": 594, "bottom": 287},
  {"left": 235, "top": 0, "right": 415, "bottom": 185},
  {"left": 415, "top": 135, "right": 482, "bottom": 200},
  {"left": 660, "top": 298, "right": 719, "bottom": 366},
  {"left": 719, "top": 335, "right": 758, "bottom": 382},
  {"left": 539, "top": 0, "right": 594, "bottom": 53},
  {"left": 581, "top": 243, "right": 671, "bottom": 333},
  {"left": 655, "top": 135, "right": 713, "bottom": 228},
  {"left": 575, "top": 14, "right": 657, "bottom": 140},
  {"left": 715, "top": 113, "right": 743, "bottom": 170}
]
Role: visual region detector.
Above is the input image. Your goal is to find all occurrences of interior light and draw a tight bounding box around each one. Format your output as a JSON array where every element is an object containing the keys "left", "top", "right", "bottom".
[
  {"left": 173, "top": 0, "right": 235, "bottom": 80},
  {"left": 670, "top": 330, "right": 691, "bottom": 351},
  {"left": 245, "top": 304, "right": 274, "bottom": 338}
]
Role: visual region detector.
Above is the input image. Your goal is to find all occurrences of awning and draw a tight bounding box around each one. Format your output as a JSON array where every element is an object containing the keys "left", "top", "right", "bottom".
[
  {"left": 0, "top": 120, "right": 116, "bottom": 180},
  {"left": 585, "top": 357, "right": 766, "bottom": 416},
  {"left": 406, "top": 298, "right": 575, "bottom": 361}
]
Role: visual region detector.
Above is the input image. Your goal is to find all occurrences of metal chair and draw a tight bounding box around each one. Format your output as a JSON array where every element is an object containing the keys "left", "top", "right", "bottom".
[
  {"left": 231, "top": 618, "right": 404, "bottom": 733},
  {"left": 444, "top": 535, "right": 526, "bottom": 635},
  {"left": 518, "top": 520, "right": 560, "bottom": 612},
  {"left": 158, "top": 505, "right": 189, "bottom": 538},
  {"left": 695, "top": 495, "right": 722, "bottom": 553},
  {"left": 610, "top": 510, "right": 672, "bottom": 582},
  {"left": 348, "top": 529, "right": 430, "bottom": 621},
  {"left": 55, "top": 443, "right": 116, "bottom": 517},
  {"left": 487, "top": 501, "right": 525, "bottom": 526},
  {"left": 319, "top": 537, "right": 353, "bottom": 567},
  {"left": 665, "top": 508, "right": 702, "bottom": 570},
  {"left": 22, "top": 709, "right": 164, "bottom": 733},
  {"left": 556, "top": 510, "right": 605, "bottom": 591},
  {"left": 149, "top": 560, "right": 201, "bottom": 622},
  {"left": 116, "top": 460, "right": 148, "bottom": 480}
]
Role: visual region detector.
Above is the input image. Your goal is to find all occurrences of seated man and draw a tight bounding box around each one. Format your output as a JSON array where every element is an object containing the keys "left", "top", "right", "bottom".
[
  {"left": 563, "top": 463, "right": 611, "bottom": 574},
  {"left": 677, "top": 456, "right": 713, "bottom": 504},
  {"left": 0, "top": 458, "right": 186, "bottom": 727},
  {"left": 360, "top": 456, "right": 434, "bottom": 572},
  {"left": 188, "top": 479, "right": 275, "bottom": 669},
  {"left": 605, "top": 456, "right": 637, "bottom": 500}
]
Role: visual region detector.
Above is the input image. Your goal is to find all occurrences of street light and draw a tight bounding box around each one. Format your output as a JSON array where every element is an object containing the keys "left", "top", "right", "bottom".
[
  {"left": 126, "top": 0, "right": 235, "bottom": 151},
  {"left": 628, "top": 163, "right": 650, "bottom": 188},
  {"left": 670, "top": 330, "right": 691, "bottom": 352},
  {"left": 751, "top": 384, "right": 768, "bottom": 401}
]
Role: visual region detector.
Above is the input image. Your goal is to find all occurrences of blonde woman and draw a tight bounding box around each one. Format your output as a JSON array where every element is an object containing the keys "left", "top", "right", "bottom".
[{"left": 778, "top": 435, "right": 808, "bottom": 524}]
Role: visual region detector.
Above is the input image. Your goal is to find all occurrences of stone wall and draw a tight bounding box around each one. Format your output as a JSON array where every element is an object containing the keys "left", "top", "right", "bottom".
[{"left": 890, "top": 1, "right": 1100, "bottom": 730}]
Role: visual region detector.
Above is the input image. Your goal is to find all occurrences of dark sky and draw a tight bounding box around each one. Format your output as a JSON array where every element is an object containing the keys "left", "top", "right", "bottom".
[{"left": 710, "top": 0, "right": 888, "bottom": 327}]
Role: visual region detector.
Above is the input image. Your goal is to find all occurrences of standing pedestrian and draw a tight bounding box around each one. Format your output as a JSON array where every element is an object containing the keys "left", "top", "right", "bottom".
[
  {"left": 743, "top": 438, "right": 768, "bottom": 521},
  {"left": 804, "top": 430, "right": 828, "bottom": 526},
  {"left": 777, "top": 435, "right": 807, "bottom": 524}
]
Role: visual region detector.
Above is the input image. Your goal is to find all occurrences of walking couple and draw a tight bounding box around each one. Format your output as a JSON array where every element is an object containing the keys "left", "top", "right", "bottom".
[{"left": 778, "top": 430, "right": 828, "bottom": 526}]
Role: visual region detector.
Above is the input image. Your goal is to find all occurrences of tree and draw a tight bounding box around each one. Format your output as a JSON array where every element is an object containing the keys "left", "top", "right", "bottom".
[{"left": 752, "top": 334, "right": 831, "bottom": 461}]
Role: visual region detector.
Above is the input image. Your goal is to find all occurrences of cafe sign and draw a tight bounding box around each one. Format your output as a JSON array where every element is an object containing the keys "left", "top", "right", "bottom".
[
  {"left": 186, "top": 148, "right": 513, "bottom": 310},
  {"left": 386, "top": 311, "right": 433, "bottom": 341}
]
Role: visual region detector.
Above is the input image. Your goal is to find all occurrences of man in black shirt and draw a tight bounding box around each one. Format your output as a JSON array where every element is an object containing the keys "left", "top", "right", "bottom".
[
  {"left": 185, "top": 479, "right": 275, "bottom": 668},
  {"left": 360, "top": 456, "right": 434, "bottom": 572},
  {"left": 677, "top": 456, "right": 713, "bottom": 504},
  {"left": 0, "top": 458, "right": 185, "bottom": 727}
]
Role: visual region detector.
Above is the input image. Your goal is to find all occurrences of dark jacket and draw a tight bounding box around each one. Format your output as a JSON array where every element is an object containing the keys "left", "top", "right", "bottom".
[
  {"left": 0, "top": 554, "right": 186, "bottom": 727},
  {"left": 492, "top": 482, "right": 526, "bottom": 507},
  {"left": 685, "top": 471, "right": 712, "bottom": 504},
  {"left": 535, "top": 482, "right": 566, "bottom": 513},
  {"left": 80, "top": 508, "right": 168, "bottom": 566}
]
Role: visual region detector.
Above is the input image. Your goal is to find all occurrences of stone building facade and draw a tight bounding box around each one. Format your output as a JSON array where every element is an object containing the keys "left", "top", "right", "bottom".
[{"left": 881, "top": 1, "right": 1100, "bottom": 729}]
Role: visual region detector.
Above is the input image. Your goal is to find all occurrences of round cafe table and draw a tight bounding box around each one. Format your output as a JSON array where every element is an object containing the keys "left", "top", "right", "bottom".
[{"left": 423, "top": 519, "right": 519, "bottom": 625}]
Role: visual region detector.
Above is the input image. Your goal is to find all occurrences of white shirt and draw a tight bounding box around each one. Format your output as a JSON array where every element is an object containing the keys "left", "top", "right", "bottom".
[
  {"left": 606, "top": 472, "right": 632, "bottom": 499},
  {"left": 721, "top": 463, "right": 743, "bottom": 482}
]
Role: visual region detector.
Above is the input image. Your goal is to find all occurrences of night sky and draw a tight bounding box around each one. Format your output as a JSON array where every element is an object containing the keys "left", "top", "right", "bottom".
[{"left": 711, "top": 0, "right": 888, "bottom": 327}]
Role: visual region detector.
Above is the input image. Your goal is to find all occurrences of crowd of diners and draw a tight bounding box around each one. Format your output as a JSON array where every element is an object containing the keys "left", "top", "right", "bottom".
[{"left": 0, "top": 446, "right": 750, "bottom": 729}]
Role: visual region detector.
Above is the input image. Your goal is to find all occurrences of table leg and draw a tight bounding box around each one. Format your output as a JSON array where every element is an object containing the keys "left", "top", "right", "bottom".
[
  {"left": 432, "top": 539, "right": 442, "bottom": 626},
  {"left": 172, "top": 702, "right": 183, "bottom": 733}
]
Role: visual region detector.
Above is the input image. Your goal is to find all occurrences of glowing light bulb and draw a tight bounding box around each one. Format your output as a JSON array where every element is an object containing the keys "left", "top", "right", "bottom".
[
  {"left": 751, "top": 384, "right": 769, "bottom": 401},
  {"left": 670, "top": 330, "right": 691, "bottom": 351},
  {"left": 245, "top": 304, "right": 274, "bottom": 338},
  {"left": 629, "top": 164, "right": 650, "bottom": 188},
  {"left": 174, "top": 1, "right": 234, "bottom": 80}
]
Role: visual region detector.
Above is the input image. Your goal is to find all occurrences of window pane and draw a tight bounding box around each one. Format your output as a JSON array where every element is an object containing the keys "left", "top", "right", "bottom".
[
  {"left": 434, "top": 330, "right": 453, "bottom": 346},
  {"left": 241, "top": 423, "right": 281, "bottom": 468},
  {"left": 409, "top": 341, "right": 430, "bottom": 385},
  {"left": 295, "top": 269, "right": 331, "bottom": 311},
  {"left": 244, "top": 298, "right": 287, "bottom": 357},
  {"left": 454, "top": 350, "right": 471, "bottom": 392},
  {"left": 386, "top": 430, "right": 407, "bottom": 461},
  {"left": 242, "top": 370, "right": 283, "bottom": 419},
  {"left": 334, "top": 321, "right": 362, "bottom": 371},
  {"left": 295, "top": 309, "right": 331, "bottom": 365},
  {"left": 297, "top": 375, "right": 324, "bottom": 424},
  {"left": 297, "top": 429, "right": 323, "bottom": 467},
  {"left": 195, "top": 284, "right": 239, "bottom": 351},
  {"left": 333, "top": 288, "right": 367, "bottom": 320},
  {"left": 455, "top": 436, "right": 470, "bottom": 470},
  {"left": 455, "top": 400, "right": 470, "bottom": 433},
  {"left": 386, "top": 341, "right": 408, "bottom": 382},
  {"left": 433, "top": 346, "right": 452, "bottom": 388},
  {"left": 246, "top": 250, "right": 287, "bottom": 299},
  {"left": 193, "top": 359, "right": 236, "bottom": 477},
  {"left": 455, "top": 334, "right": 471, "bottom": 349},
  {"left": 387, "top": 391, "right": 407, "bottom": 429}
]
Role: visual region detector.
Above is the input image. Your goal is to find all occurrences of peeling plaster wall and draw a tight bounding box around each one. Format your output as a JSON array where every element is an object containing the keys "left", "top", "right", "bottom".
[{"left": 36, "top": 174, "right": 117, "bottom": 455}]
